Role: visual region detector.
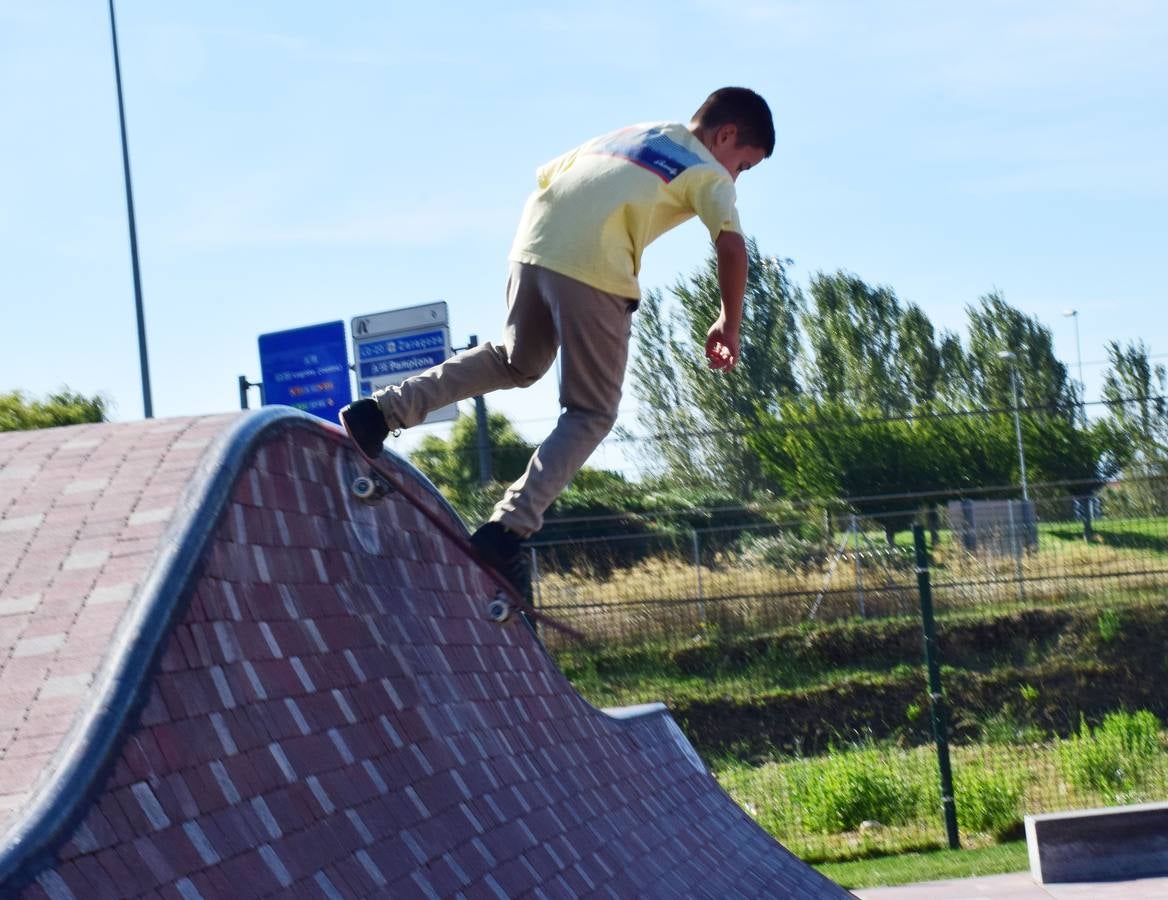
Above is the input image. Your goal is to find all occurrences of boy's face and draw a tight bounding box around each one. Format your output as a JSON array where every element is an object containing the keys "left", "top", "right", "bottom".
[{"left": 705, "top": 124, "right": 767, "bottom": 182}]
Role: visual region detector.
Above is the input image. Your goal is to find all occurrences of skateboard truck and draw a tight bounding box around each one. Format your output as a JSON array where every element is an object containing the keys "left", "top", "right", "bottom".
[{"left": 350, "top": 470, "right": 394, "bottom": 504}]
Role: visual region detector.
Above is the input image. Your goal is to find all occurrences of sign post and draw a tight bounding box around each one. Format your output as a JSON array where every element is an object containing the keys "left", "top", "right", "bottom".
[
  {"left": 257, "top": 320, "right": 353, "bottom": 421},
  {"left": 351, "top": 301, "right": 457, "bottom": 423}
]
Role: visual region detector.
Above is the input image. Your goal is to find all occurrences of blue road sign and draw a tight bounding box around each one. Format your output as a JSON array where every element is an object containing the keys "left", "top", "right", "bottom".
[{"left": 258, "top": 320, "right": 352, "bottom": 421}]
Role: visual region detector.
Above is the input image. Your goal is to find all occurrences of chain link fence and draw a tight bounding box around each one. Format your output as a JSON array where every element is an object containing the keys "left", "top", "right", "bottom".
[{"left": 531, "top": 475, "right": 1168, "bottom": 862}]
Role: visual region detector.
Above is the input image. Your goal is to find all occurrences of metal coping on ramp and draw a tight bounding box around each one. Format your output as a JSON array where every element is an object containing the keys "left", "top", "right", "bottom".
[{"left": 0, "top": 409, "right": 851, "bottom": 898}]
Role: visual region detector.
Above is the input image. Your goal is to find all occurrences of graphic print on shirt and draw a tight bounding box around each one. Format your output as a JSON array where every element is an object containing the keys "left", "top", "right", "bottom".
[{"left": 588, "top": 126, "right": 705, "bottom": 183}]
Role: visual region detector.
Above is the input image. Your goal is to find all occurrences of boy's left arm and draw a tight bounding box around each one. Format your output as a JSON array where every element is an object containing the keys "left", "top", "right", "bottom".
[
  {"left": 680, "top": 168, "right": 746, "bottom": 372},
  {"left": 706, "top": 229, "right": 747, "bottom": 371}
]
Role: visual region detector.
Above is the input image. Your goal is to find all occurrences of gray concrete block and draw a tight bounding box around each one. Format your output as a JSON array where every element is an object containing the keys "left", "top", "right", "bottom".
[{"left": 1026, "top": 801, "right": 1168, "bottom": 883}]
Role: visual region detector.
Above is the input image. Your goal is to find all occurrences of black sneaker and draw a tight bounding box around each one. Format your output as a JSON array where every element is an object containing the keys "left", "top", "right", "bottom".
[
  {"left": 339, "top": 399, "right": 390, "bottom": 459},
  {"left": 469, "top": 521, "right": 531, "bottom": 601}
]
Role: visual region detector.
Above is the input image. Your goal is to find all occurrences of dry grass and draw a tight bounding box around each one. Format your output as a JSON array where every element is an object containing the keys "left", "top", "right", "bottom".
[{"left": 532, "top": 518, "right": 1168, "bottom": 647}]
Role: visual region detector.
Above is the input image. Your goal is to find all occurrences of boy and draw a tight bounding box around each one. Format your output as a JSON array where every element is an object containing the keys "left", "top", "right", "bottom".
[{"left": 341, "top": 87, "right": 774, "bottom": 596}]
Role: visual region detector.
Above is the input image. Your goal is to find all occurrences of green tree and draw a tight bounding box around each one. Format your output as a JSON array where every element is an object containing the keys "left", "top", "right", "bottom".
[
  {"left": 628, "top": 239, "right": 804, "bottom": 496},
  {"left": 0, "top": 389, "right": 108, "bottom": 431},
  {"left": 750, "top": 399, "right": 947, "bottom": 544},
  {"left": 932, "top": 291, "right": 1115, "bottom": 500},
  {"left": 962, "top": 290, "right": 1074, "bottom": 410},
  {"left": 540, "top": 470, "right": 775, "bottom": 575},
  {"left": 1098, "top": 341, "right": 1168, "bottom": 514},
  {"left": 804, "top": 271, "right": 923, "bottom": 414},
  {"left": 1101, "top": 340, "right": 1167, "bottom": 471},
  {"left": 897, "top": 304, "right": 944, "bottom": 407},
  {"left": 935, "top": 333, "right": 973, "bottom": 406},
  {"left": 1019, "top": 408, "right": 1119, "bottom": 492},
  {"left": 750, "top": 396, "right": 1115, "bottom": 545},
  {"left": 410, "top": 411, "right": 533, "bottom": 515}
]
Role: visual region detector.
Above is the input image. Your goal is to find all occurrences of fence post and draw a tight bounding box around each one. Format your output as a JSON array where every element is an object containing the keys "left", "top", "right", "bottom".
[
  {"left": 1006, "top": 499, "right": 1026, "bottom": 602},
  {"left": 1082, "top": 494, "right": 1095, "bottom": 543},
  {"left": 529, "top": 546, "right": 541, "bottom": 637},
  {"left": 851, "top": 515, "right": 865, "bottom": 618},
  {"left": 913, "top": 524, "right": 960, "bottom": 850},
  {"left": 692, "top": 529, "right": 706, "bottom": 626},
  {"left": 466, "top": 335, "right": 493, "bottom": 485}
]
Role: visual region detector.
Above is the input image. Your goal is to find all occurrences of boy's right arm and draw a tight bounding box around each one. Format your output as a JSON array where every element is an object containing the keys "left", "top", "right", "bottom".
[{"left": 705, "top": 229, "right": 747, "bottom": 371}]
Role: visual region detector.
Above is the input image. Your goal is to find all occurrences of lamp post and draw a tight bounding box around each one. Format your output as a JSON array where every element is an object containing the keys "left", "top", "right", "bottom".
[
  {"left": 997, "top": 350, "right": 1029, "bottom": 501},
  {"left": 108, "top": 0, "right": 153, "bottom": 418},
  {"left": 1064, "top": 309, "right": 1095, "bottom": 540},
  {"left": 1063, "top": 309, "right": 1085, "bottom": 425}
]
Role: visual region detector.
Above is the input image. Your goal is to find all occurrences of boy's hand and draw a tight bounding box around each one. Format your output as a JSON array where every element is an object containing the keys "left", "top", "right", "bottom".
[
  {"left": 705, "top": 319, "right": 739, "bottom": 371},
  {"left": 709, "top": 230, "right": 746, "bottom": 372}
]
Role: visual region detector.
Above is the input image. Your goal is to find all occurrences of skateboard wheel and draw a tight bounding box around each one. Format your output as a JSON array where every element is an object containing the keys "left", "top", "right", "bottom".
[{"left": 487, "top": 595, "right": 511, "bottom": 623}]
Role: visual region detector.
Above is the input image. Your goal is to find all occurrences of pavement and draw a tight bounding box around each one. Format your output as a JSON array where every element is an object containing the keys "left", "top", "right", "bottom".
[{"left": 856, "top": 871, "right": 1168, "bottom": 899}]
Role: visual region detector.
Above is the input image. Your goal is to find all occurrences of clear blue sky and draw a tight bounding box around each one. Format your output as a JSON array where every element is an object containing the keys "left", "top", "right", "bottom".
[{"left": 2, "top": 2, "right": 1165, "bottom": 474}]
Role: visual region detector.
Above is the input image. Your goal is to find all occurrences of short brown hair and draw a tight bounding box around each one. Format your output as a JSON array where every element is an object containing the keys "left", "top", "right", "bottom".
[{"left": 692, "top": 87, "right": 775, "bottom": 157}]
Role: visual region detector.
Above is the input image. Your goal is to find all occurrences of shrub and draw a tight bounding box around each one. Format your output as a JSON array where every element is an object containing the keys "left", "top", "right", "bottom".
[
  {"left": 1097, "top": 609, "right": 1123, "bottom": 643},
  {"left": 978, "top": 686, "right": 1044, "bottom": 745},
  {"left": 954, "top": 767, "right": 1025, "bottom": 837},
  {"left": 737, "top": 531, "right": 827, "bottom": 573},
  {"left": 537, "top": 480, "right": 791, "bottom": 576},
  {"left": 979, "top": 710, "right": 1044, "bottom": 745},
  {"left": 0, "top": 388, "right": 108, "bottom": 431},
  {"left": 712, "top": 757, "right": 801, "bottom": 839},
  {"left": 790, "top": 747, "right": 923, "bottom": 834},
  {"left": 1057, "top": 710, "right": 1162, "bottom": 801}
]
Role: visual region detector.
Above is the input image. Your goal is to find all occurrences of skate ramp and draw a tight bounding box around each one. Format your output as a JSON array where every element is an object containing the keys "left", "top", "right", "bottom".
[{"left": 0, "top": 410, "right": 850, "bottom": 898}]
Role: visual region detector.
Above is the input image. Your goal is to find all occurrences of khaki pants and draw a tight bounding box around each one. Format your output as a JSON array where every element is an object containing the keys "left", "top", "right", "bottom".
[{"left": 373, "top": 262, "right": 635, "bottom": 536}]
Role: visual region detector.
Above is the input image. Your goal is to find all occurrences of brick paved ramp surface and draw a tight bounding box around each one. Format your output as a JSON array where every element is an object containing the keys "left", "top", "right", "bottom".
[{"left": 0, "top": 410, "right": 851, "bottom": 899}]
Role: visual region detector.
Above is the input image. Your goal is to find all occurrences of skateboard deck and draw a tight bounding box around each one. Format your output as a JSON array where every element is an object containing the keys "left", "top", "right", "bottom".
[{"left": 340, "top": 418, "right": 584, "bottom": 641}]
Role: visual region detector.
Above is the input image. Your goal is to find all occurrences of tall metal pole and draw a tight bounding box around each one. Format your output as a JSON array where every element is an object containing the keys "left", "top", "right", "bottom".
[
  {"left": 467, "top": 336, "right": 492, "bottom": 484},
  {"left": 999, "top": 351, "right": 1029, "bottom": 502},
  {"left": 1064, "top": 309, "right": 1085, "bottom": 425},
  {"left": 1009, "top": 365, "right": 1029, "bottom": 501},
  {"left": 108, "top": 0, "right": 153, "bottom": 418},
  {"left": 1074, "top": 314, "right": 1084, "bottom": 415},
  {"left": 1064, "top": 309, "right": 1093, "bottom": 540}
]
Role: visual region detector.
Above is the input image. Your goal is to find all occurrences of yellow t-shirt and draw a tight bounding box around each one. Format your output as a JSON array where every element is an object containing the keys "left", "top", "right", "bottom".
[{"left": 508, "top": 122, "right": 742, "bottom": 299}]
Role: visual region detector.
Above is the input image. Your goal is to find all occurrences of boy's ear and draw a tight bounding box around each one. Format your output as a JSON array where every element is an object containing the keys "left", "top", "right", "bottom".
[{"left": 715, "top": 123, "right": 739, "bottom": 147}]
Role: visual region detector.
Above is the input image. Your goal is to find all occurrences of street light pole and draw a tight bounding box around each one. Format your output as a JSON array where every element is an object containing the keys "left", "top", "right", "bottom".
[
  {"left": 1063, "top": 309, "right": 1085, "bottom": 425},
  {"left": 998, "top": 350, "right": 1029, "bottom": 501},
  {"left": 108, "top": 0, "right": 153, "bottom": 419},
  {"left": 1064, "top": 309, "right": 1095, "bottom": 541}
]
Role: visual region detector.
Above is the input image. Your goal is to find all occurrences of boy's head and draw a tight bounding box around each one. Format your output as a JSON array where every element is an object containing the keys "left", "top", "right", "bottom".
[{"left": 690, "top": 87, "right": 774, "bottom": 181}]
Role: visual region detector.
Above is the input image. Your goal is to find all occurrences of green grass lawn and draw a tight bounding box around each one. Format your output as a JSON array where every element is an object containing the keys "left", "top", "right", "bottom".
[
  {"left": 888, "top": 515, "right": 1168, "bottom": 554},
  {"left": 816, "top": 841, "right": 1029, "bottom": 890}
]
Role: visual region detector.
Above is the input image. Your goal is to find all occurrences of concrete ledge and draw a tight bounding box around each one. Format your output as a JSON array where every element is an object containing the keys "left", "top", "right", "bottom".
[{"left": 1026, "top": 801, "right": 1168, "bottom": 883}]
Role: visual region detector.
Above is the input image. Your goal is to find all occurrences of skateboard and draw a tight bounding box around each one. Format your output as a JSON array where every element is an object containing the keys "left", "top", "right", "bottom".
[{"left": 340, "top": 420, "right": 584, "bottom": 641}]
